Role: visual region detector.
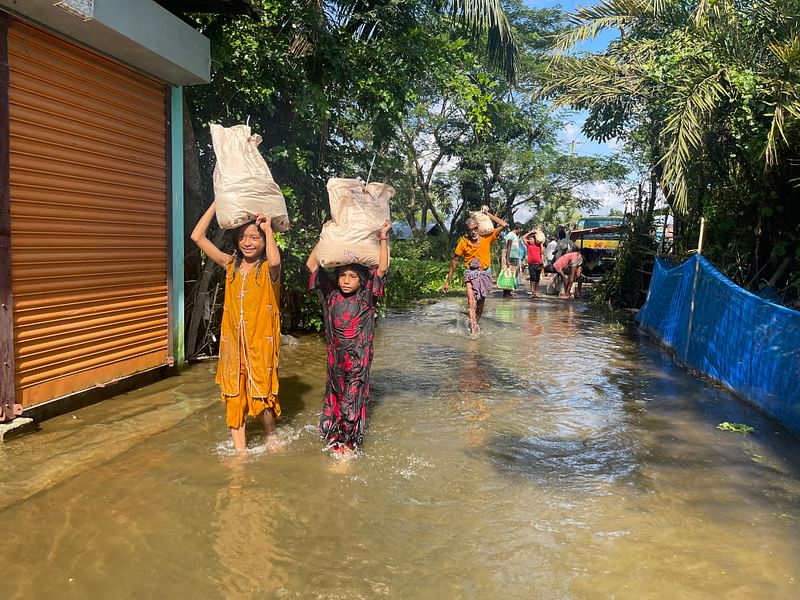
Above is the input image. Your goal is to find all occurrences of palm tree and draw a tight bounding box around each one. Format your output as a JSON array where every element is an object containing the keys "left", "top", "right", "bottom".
[
  {"left": 292, "top": 0, "right": 519, "bottom": 81},
  {"left": 542, "top": 0, "right": 800, "bottom": 214},
  {"left": 541, "top": 0, "right": 800, "bottom": 302}
]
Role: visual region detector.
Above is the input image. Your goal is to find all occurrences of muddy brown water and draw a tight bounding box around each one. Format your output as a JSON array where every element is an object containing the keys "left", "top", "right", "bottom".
[{"left": 1, "top": 294, "right": 799, "bottom": 599}]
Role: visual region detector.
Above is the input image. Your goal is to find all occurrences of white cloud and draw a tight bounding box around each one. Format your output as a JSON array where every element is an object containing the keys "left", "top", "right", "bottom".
[
  {"left": 561, "top": 123, "right": 581, "bottom": 143},
  {"left": 576, "top": 181, "right": 626, "bottom": 214},
  {"left": 557, "top": 114, "right": 628, "bottom": 214},
  {"left": 558, "top": 113, "right": 619, "bottom": 158}
]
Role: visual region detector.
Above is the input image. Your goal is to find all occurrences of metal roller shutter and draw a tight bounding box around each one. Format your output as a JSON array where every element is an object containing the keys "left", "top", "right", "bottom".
[{"left": 8, "top": 20, "right": 169, "bottom": 408}]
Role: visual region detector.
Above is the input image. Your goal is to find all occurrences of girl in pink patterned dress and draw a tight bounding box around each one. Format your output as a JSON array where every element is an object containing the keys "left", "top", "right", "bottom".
[{"left": 306, "top": 220, "right": 391, "bottom": 453}]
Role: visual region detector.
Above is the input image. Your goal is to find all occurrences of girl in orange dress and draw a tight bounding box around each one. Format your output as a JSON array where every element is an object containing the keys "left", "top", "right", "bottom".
[{"left": 191, "top": 201, "right": 281, "bottom": 452}]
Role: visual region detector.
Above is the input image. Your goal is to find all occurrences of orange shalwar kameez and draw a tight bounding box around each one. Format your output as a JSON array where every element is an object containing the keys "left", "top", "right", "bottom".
[{"left": 216, "top": 261, "right": 281, "bottom": 428}]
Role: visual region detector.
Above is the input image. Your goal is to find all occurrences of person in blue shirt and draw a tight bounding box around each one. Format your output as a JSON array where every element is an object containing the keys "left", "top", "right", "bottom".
[{"left": 503, "top": 223, "right": 522, "bottom": 297}]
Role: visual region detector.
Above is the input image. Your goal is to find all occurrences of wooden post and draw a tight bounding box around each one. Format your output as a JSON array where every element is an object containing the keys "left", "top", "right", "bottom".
[{"left": 0, "top": 14, "right": 18, "bottom": 422}]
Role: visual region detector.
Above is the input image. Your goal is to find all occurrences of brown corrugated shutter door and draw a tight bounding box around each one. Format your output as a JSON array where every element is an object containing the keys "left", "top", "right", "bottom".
[{"left": 7, "top": 20, "right": 168, "bottom": 408}]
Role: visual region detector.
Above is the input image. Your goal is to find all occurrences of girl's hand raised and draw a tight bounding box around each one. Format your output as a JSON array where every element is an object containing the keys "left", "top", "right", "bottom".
[
  {"left": 377, "top": 219, "right": 391, "bottom": 276},
  {"left": 255, "top": 213, "right": 272, "bottom": 232}
]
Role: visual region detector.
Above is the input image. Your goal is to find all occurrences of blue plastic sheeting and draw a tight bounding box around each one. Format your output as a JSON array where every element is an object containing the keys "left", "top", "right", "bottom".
[{"left": 637, "top": 254, "right": 800, "bottom": 437}]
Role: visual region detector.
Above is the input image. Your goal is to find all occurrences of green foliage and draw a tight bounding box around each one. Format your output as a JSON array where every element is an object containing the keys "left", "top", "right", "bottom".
[
  {"left": 392, "top": 0, "right": 627, "bottom": 244},
  {"left": 183, "top": 0, "right": 633, "bottom": 338},
  {"left": 384, "top": 258, "right": 461, "bottom": 306},
  {"left": 278, "top": 227, "right": 324, "bottom": 332},
  {"left": 392, "top": 232, "right": 453, "bottom": 262},
  {"left": 545, "top": 0, "right": 800, "bottom": 305},
  {"left": 383, "top": 232, "right": 463, "bottom": 306},
  {"left": 593, "top": 214, "right": 655, "bottom": 309}
]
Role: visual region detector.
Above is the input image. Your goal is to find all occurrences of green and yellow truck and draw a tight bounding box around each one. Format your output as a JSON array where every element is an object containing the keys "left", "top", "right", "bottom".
[{"left": 571, "top": 215, "right": 625, "bottom": 273}]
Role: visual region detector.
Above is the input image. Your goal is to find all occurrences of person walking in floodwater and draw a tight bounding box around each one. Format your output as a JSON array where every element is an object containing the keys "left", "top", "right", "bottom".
[
  {"left": 443, "top": 211, "right": 508, "bottom": 335},
  {"left": 191, "top": 201, "right": 282, "bottom": 453},
  {"left": 521, "top": 227, "right": 546, "bottom": 298},
  {"left": 502, "top": 222, "right": 522, "bottom": 297},
  {"left": 306, "top": 220, "right": 392, "bottom": 454}
]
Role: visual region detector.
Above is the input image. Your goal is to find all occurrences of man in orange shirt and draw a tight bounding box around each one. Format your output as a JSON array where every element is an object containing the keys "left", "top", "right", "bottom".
[{"left": 443, "top": 211, "right": 508, "bottom": 335}]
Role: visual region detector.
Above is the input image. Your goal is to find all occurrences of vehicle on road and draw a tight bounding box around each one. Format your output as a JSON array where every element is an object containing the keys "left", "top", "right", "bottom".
[{"left": 572, "top": 214, "right": 625, "bottom": 274}]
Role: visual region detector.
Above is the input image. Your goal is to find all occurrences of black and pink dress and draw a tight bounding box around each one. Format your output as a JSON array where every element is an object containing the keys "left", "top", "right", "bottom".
[{"left": 310, "top": 267, "right": 384, "bottom": 449}]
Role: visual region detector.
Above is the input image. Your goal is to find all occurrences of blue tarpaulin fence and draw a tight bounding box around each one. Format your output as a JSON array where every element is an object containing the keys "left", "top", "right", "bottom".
[{"left": 637, "top": 254, "right": 800, "bottom": 437}]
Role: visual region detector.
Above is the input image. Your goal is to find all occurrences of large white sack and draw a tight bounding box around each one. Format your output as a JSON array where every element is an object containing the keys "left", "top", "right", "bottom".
[
  {"left": 210, "top": 123, "right": 290, "bottom": 231},
  {"left": 316, "top": 222, "right": 391, "bottom": 268},
  {"left": 469, "top": 209, "right": 494, "bottom": 235},
  {"left": 326, "top": 178, "right": 394, "bottom": 224},
  {"left": 316, "top": 178, "right": 395, "bottom": 268}
]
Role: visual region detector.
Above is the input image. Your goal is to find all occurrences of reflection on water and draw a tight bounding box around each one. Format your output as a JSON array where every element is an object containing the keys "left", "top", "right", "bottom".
[{"left": 1, "top": 294, "right": 800, "bottom": 599}]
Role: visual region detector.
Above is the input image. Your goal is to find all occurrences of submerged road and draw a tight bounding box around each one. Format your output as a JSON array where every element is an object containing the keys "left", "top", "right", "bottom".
[{"left": 1, "top": 293, "right": 799, "bottom": 599}]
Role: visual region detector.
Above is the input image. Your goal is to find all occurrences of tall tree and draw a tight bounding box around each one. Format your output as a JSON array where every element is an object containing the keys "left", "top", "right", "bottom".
[
  {"left": 306, "top": 0, "right": 520, "bottom": 79},
  {"left": 544, "top": 0, "right": 800, "bottom": 299},
  {"left": 181, "top": 0, "right": 526, "bottom": 333}
]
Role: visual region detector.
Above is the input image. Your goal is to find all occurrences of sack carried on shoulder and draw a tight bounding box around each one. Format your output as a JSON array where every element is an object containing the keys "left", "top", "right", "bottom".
[
  {"left": 210, "top": 124, "right": 290, "bottom": 231},
  {"left": 497, "top": 267, "right": 517, "bottom": 290},
  {"left": 468, "top": 209, "right": 494, "bottom": 235}
]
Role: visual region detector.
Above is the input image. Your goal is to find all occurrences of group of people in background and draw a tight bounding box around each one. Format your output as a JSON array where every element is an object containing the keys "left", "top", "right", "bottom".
[{"left": 445, "top": 214, "right": 598, "bottom": 335}]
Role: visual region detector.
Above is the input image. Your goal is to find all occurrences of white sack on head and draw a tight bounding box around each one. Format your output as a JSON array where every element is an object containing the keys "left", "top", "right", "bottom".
[
  {"left": 316, "top": 178, "right": 395, "bottom": 268},
  {"left": 210, "top": 123, "right": 290, "bottom": 231},
  {"left": 468, "top": 210, "right": 494, "bottom": 235}
]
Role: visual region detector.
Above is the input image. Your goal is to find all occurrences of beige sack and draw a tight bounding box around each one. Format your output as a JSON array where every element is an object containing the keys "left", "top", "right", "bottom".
[
  {"left": 316, "top": 178, "right": 395, "bottom": 268},
  {"left": 533, "top": 226, "right": 546, "bottom": 245},
  {"left": 210, "top": 124, "right": 290, "bottom": 231},
  {"left": 469, "top": 209, "right": 494, "bottom": 235}
]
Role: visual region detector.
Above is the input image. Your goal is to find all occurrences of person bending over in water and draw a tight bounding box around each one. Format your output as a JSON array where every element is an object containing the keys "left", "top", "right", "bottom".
[
  {"left": 443, "top": 212, "right": 508, "bottom": 335},
  {"left": 553, "top": 248, "right": 585, "bottom": 299},
  {"left": 191, "top": 201, "right": 282, "bottom": 453},
  {"left": 306, "top": 220, "right": 392, "bottom": 454}
]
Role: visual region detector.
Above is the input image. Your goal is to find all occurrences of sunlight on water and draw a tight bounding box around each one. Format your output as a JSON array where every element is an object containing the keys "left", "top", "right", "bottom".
[
  {"left": 1, "top": 294, "right": 799, "bottom": 599},
  {"left": 213, "top": 424, "right": 307, "bottom": 459}
]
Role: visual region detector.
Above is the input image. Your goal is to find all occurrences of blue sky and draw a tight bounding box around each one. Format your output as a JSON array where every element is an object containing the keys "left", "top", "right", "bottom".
[
  {"left": 531, "top": 0, "right": 618, "bottom": 154},
  {"left": 525, "top": 1, "right": 630, "bottom": 212}
]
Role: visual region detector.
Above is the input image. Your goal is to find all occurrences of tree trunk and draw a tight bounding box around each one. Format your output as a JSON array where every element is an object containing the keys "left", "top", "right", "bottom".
[
  {"left": 183, "top": 96, "right": 205, "bottom": 282},
  {"left": 186, "top": 229, "right": 225, "bottom": 359}
]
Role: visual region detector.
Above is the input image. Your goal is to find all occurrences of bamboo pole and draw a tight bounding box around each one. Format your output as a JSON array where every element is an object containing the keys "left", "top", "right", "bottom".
[
  {"left": 684, "top": 256, "right": 700, "bottom": 363},
  {"left": 697, "top": 217, "right": 705, "bottom": 255}
]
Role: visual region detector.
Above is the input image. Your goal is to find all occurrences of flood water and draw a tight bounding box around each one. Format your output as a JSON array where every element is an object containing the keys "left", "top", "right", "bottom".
[{"left": 1, "top": 292, "right": 800, "bottom": 599}]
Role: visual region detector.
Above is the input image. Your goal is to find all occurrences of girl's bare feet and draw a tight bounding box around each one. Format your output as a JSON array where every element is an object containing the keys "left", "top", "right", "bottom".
[
  {"left": 0, "top": 404, "right": 24, "bottom": 422},
  {"left": 265, "top": 435, "right": 286, "bottom": 453}
]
